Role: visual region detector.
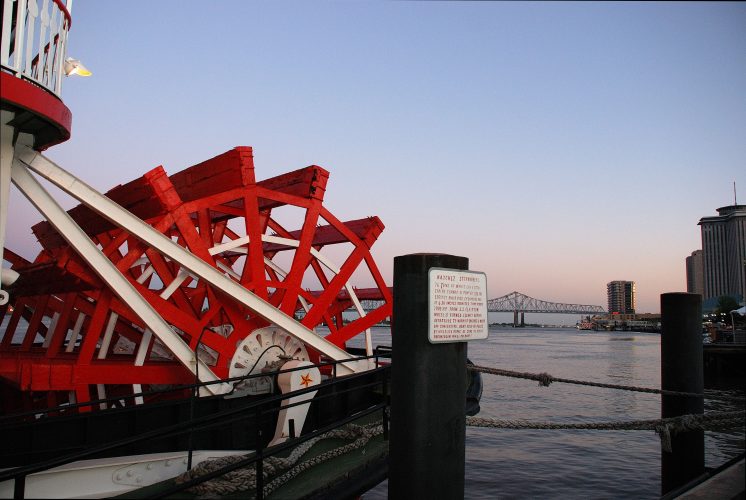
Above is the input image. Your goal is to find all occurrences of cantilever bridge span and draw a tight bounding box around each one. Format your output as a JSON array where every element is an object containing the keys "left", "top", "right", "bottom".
[
  {"left": 359, "top": 290, "right": 605, "bottom": 315},
  {"left": 488, "top": 291, "right": 606, "bottom": 326},
  {"left": 488, "top": 291, "right": 606, "bottom": 315}
]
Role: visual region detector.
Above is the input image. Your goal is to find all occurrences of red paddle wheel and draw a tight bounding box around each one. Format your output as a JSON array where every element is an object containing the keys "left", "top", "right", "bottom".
[{"left": 0, "top": 147, "right": 392, "bottom": 412}]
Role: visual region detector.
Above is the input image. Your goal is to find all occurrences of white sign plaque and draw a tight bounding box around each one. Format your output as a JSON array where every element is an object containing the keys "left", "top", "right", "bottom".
[{"left": 428, "top": 268, "right": 489, "bottom": 343}]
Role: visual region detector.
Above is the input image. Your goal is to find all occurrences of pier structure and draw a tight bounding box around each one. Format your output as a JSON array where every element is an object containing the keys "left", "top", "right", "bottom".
[
  {"left": 389, "top": 253, "right": 470, "bottom": 499},
  {"left": 660, "top": 292, "right": 704, "bottom": 495}
]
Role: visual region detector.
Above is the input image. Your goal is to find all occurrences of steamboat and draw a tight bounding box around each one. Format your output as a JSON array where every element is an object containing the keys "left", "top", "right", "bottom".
[{"left": 0, "top": 2, "right": 412, "bottom": 497}]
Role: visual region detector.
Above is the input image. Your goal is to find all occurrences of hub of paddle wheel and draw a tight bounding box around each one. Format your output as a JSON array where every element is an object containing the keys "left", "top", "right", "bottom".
[{"left": 0, "top": 147, "right": 392, "bottom": 412}]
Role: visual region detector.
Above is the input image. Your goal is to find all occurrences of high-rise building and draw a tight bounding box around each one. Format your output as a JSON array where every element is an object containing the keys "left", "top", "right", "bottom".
[
  {"left": 698, "top": 205, "right": 746, "bottom": 303},
  {"left": 607, "top": 281, "right": 636, "bottom": 314},
  {"left": 686, "top": 250, "right": 704, "bottom": 296}
]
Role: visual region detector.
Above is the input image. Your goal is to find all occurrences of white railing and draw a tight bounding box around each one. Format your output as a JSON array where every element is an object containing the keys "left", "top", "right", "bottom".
[{"left": 0, "top": 0, "right": 72, "bottom": 98}]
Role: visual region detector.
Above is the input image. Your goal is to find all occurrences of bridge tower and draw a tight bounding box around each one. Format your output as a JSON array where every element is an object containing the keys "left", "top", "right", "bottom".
[{"left": 512, "top": 311, "right": 525, "bottom": 327}]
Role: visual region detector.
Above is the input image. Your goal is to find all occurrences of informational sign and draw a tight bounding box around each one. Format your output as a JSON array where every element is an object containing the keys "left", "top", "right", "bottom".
[{"left": 428, "top": 268, "right": 489, "bottom": 343}]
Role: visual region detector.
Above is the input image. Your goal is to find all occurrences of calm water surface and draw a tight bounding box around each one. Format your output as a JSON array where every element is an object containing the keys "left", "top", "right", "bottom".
[{"left": 362, "top": 326, "right": 745, "bottom": 499}]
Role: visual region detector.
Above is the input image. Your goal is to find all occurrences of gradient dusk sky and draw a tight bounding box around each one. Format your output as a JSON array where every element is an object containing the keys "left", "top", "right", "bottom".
[{"left": 6, "top": 1, "right": 746, "bottom": 314}]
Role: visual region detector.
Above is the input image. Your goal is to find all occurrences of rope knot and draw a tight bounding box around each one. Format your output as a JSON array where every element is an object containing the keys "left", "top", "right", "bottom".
[
  {"left": 536, "top": 372, "right": 553, "bottom": 387},
  {"left": 655, "top": 423, "right": 673, "bottom": 453}
]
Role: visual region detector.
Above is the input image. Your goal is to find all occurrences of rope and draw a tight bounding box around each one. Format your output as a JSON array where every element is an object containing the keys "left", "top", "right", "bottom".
[
  {"left": 175, "top": 422, "right": 382, "bottom": 497},
  {"left": 466, "top": 410, "right": 745, "bottom": 453},
  {"left": 264, "top": 424, "right": 381, "bottom": 495},
  {"left": 470, "top": 365, "right": 745, "bottom": 401}
]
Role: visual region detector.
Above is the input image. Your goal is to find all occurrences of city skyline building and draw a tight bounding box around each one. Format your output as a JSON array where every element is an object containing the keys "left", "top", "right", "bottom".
[
  {"left": 698, "top": 204, "right": 746, "bottom": 304},
  {"left": 607, "top": 280, "right": 636, "bottom": 315},
  {"left": 686, "top": 250, "right": 704, "bottom": 296}
]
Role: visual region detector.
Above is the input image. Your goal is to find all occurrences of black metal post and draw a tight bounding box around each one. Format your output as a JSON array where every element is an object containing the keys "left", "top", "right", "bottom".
[
  {"left": 254, "top": 404, "right": 264, "bottom": 500},
  {"left": 382, "top": 373, "right": 389, "bottom": 442},
  {"left": 389, "top": 253, "right": 468, "bottom": 499},
  {"left": 187, "top": 327, "right": 209, "bottom": 470},
  {"left": 255, "top": 449, "right": 264, "bottom": 500},
  {"left": 660, "top": 292, "right": 704, "bottom": 495},
  {"left": 13, "top": 475, "right": 25, "bottom": 500}
]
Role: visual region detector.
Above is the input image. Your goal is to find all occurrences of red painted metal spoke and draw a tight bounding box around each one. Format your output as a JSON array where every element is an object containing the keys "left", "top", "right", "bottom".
[{"left": 0, "top": 147, "right": 392, "bottom": 413}]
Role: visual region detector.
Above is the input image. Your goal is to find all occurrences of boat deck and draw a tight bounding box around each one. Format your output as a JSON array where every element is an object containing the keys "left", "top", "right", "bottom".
[{"left": 117, "top": 412, "right": 389, "bottom": 499}]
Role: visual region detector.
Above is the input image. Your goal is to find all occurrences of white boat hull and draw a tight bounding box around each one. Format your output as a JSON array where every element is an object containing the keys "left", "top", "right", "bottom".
[{"left": 0, "top": 450, "right": 247, "bottom": 499}]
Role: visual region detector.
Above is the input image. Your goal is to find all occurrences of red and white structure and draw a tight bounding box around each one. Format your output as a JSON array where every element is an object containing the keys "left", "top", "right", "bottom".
[
  {"left": 1, "top": 0, "right": 391, "bottom": 414},
  {"left": 2, "top": 0, "right": 73, "bottom": 306}
]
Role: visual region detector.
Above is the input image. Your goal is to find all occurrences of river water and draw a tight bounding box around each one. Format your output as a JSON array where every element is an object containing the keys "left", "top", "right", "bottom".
[{"left": 361, "top": 326, "right": 745, "bottom": 499}]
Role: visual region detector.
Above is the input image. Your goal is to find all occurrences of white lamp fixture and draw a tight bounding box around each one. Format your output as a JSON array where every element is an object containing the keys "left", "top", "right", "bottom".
[{"left": 63, "top": 57, "right": 92, "bottom": 77}]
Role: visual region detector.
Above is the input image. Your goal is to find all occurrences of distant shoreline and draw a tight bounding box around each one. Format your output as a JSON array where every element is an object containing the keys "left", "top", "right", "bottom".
[{"left": 489, "top": 323, "right": 575, "bottom": 329}]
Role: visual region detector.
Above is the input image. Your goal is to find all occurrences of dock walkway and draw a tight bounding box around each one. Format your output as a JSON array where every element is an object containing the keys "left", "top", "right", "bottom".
[{"left": 673, "top": 457, "right": 745, "bottom": 500}]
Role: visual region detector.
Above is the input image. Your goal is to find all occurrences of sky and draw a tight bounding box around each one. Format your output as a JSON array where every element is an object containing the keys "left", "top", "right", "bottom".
[{"left": 5, "top": 1, "right": 746, "bottom": 316}]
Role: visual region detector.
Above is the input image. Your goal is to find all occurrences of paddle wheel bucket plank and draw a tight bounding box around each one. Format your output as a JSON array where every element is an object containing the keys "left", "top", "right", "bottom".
[{"left": 0, "top": 146, "right": 391, "bottom": 412}]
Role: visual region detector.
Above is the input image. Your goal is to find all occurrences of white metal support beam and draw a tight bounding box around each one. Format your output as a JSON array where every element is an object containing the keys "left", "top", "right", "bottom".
[
  {"left": 0, "top": 112, "right": 15, "bottom": 305},
  {"left": 66, "top": 312, "right": 85, "bottom": 353},
  {"left": 10, "top": 159, "right": 230, "bottom": 394},
  {"left": 97, "top": 312, "right": 118, "bottom": 359},
  {"left": 15, "top": 146, "right": 364, "bottom": 375}
]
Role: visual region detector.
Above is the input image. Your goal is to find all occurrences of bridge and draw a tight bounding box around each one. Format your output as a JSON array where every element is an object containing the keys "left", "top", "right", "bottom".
[
  {"left": 358, "top": 290, "right": 605, "bottom": 315},
  {"left": 488, "top": 291, "right": 606, "bottom": 326},
  {"left": 488, "top": 291, "right": 606, "bottom": 314}
]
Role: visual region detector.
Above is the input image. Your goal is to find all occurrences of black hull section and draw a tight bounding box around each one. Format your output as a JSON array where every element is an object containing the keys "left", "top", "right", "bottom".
[{"left": 0, "top": 369, "right": 386, "bottom": 468}]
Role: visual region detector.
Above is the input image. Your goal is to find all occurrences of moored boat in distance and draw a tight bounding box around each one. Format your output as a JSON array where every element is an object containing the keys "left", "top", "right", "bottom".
[{"left": 575, "top": 316, "right": 597, "bottom": 331}]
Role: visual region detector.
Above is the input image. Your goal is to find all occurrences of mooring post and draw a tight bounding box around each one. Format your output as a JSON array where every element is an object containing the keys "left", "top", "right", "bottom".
[
  {"left": 660, "top": 292, "right": 704, "bottom": 495},
  {"left": 389, "top": 253, "right": 468, "bottom": 499}
]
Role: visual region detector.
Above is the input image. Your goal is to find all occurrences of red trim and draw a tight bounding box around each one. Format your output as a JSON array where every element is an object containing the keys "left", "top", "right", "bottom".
[
  {"left": 0, "top": 72, "right": 72, "bottom": 148},
  {"left": 53, "top": 0, "right": 72, "bottom": 27}
]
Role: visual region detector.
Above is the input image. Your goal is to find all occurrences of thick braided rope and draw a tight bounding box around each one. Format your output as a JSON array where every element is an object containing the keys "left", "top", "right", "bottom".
[
  {"left": 466, "top": 410, "right": 745, "bottom": 453},
  {"left": 175, "top": 454, "right": 285, "bottom": 496},
  {"left": 470, "top": 365, "right": 744, "bottom": 400},
  {"left": 264, "top": 424, "right": 382, "bottom": 496},
  {"left": 175, "top": 422, "right": 382, "bottom": 496}
]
